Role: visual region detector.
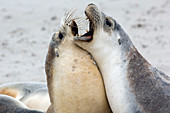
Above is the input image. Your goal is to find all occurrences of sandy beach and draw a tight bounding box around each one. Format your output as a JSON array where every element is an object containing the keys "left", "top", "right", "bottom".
[{"left": 0, "top": 0, "right": 170, "bottom": 84}]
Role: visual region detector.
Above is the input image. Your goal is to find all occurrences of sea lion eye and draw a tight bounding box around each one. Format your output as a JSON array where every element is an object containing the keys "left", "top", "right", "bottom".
[
  {"left": 106, "top": 18, "right": 112, "bottom": 27},
  {"left": 58, "top": 32, "right": 63, "bottom": 39}
]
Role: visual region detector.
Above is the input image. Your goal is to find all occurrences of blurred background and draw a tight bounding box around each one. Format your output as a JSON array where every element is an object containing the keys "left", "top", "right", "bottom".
[{"left": 0, "top": 0, "right": 170, "bottom": 84}]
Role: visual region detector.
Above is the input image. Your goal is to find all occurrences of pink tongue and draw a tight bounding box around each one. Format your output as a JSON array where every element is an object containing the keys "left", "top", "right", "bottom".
[{"left": 85, "top": 35, "right": 91, "bottom": 39}]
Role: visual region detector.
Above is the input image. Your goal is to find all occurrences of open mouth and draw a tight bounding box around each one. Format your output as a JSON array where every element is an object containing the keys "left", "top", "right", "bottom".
[{"left": 71, "top": 11, "right": 94, "bottom": 42}]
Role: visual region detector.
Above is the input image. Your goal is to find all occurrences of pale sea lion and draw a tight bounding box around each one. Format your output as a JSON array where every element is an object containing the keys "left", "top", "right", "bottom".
[
  {"left": 45, "top": 12, "right": 112, "bottom": 113},
  {"left": 0, "top": 94, "right": 44, "bottom": 113},
  {"left": 74, "top": 3, "right": 170, "bottom": 113},
  {"left": 0, "top": 82, "right": 50, "bottom": 111}
]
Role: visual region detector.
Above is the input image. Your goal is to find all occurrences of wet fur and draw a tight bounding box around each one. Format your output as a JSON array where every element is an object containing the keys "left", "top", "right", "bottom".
[{"left": 0, "top": 94, "right": 44, "bottom": 113}]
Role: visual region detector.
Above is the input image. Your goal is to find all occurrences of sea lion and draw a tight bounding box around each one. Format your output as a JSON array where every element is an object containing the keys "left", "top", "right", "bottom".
[
  {"left": 45, "top": 12, "right": 112, "bottom": 113},
  {"left": 74, "top": 3, "right": 170, "bottom": 113},
  {"left": 0, "top": 94, "right": 44, "bottom": 113},
  {"left": 0, "top": 82, "right": 50, "bottom": 111}
]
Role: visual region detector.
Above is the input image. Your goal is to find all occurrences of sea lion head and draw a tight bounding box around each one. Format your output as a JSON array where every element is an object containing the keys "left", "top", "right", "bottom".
[
  {"left": 50, "top": 12, "right": 79, "bottom": 57},
  {"left": 45, "top": 11, "right": 79, "bottom": 95},
  {"left": 74, "top": 3, "right": 132, "bottom": 55}
]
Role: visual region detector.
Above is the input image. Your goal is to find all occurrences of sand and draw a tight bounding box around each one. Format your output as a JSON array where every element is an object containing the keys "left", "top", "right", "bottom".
[{"left": 0, "top": 0, "right": 170, "bottom": 84}]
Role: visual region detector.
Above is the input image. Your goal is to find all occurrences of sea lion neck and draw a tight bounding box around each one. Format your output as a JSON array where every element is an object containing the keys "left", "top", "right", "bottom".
[{"left": 59, "top": 38, "right": 83, "bottom": 55}]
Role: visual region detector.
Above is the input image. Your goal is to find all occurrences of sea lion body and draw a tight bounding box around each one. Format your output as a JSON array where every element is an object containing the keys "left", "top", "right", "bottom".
[
  {"left": 45, "top": 13, "right": 112, "bottom": 113},
  {"left": 0, "top": 94, "right": 44, "bottom": 113},
  {"left": 74, "top": 4, "right": 170, "bottom": 113},
  {"left": 0, "top": 82, "right": 50, "bottom": 111}
]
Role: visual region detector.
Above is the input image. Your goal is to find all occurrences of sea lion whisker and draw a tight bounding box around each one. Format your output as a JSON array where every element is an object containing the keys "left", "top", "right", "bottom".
[
  {"left": 67, "top": 17, "right": 81, "bottom": 25},
  {"left": 65, "top": 9, "right": 77, "bottom": 25}
]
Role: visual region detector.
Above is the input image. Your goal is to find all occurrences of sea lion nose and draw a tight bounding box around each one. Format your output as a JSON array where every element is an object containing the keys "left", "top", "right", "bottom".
[
  {"left": 86, "top": 3, "right": 98, "bottom": 13},
  {"left": 88, "top": 3, "right": 95, "bottom": 7}
]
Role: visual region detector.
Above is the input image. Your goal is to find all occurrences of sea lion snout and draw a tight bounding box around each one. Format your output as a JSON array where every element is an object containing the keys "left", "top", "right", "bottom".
[
  {"left": 50, "top": 33, "right": 60, "bottom": 48},
  {"left": 87, "top": 3, "right": 95, "bottom": 7},
  {"left": 73, "top": 4, "right": 101, "bottom": 43},
  {"left": 85, "top": 3, "right": 101, "bottom": 26}
]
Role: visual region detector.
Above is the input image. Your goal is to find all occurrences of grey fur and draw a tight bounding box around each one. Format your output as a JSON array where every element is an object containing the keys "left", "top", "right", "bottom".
[
  {"left": 113, "top": 20, "right": 170, "bottom": 112},
  {"left": 0, "top": 95, "right": 44, "bottom": 113},
  {"left": 108, "top": 10, "right": 170, "bottom": 113}
]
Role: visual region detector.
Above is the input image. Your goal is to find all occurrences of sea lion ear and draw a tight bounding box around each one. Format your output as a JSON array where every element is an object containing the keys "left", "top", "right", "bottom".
[
  {"left": 54, "top": 48, "right": 59, "bottom": 57},
  {"left": 116, "top": 33, "right": 121, "bottom": 45},
  {"left": 118, "top": 39, "right": 121, "bottom": 45}
]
